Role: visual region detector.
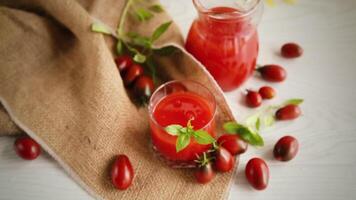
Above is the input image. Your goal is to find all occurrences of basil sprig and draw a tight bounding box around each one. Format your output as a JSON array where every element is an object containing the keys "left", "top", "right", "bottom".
[
  {"left": 223, "top": 122, "right": 264, "bottom": 146},
  {"left": 224, "top": 98, "right": 304, "bottom": 147},
  {"left": 165, "top": 120, "right": 215, "bottom": 152}
]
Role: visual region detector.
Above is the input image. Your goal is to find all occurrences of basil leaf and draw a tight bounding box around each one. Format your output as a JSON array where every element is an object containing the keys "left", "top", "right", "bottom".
[
  {"left": 223, "top": 122, "right": 264, "bottom": 146},
  {"left": 149, "top": 4, "right": 164, "bottom": 13},
  {"left": 91, "top": 22, "right": 112, "bottom": 35},
  {"left": 237, "top": 126, "right": 264, "bottom": 146},
  {"left": 133, "top": 53, "right": 146, "bottom": 63},
  {"left": 165, "top": 124, "right": 183, "bottom": 136},
  {"left": 180, "top": 127, "right": 188, "bottom": 134},
  {"left": 193, "top": 130, "right": 215, "bottom": 145},
  {"left": 176, "top": 133, "right": 190, "bottom": 152},
  {"left": 246, "top": 113, "right": 260, "bottom": 128},
  {"left": 116, "top": 40, "right": 124, "bottom": 55},
  {"left": 154, "top": 46, "right": 178, "bottom": 56},
  {"left": 283, "top": 98, "right": 304, "bottom": 106},
  {"left": 151, "top": 21, "right": 172, "bottom": 42},
  {"left": 133, "top": 36, "right": 152, "bottom": 48},
  {"left": 223, "top": 122, "right": 241, "bottom": 134},
  {"left": 135, "top": 8, "right": 153, "bottom": 21},
  {"left": 264, "top": 115, "right": 275, "bottom": 127},
  {"left": 256, "top": 117, "right": 261, "bottom": 131}
]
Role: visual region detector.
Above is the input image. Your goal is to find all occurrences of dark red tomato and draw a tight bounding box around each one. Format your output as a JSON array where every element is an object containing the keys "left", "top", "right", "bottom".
[
  {"left": 14, "top": 136, "right": 41, "bottom": 160},
  {"left": 115, "top": 55, "right": 133, "bottom": 73},
  {"left": 166, "top": 82, "right": 188, "bottom": 94},
  {"left": 257, "top": 65, "right": 286, "bottom": 82},
  {"left": 274, "top": 136, "right": 299, "bottom": 161},
  {"left": 281, "top": 43, "right": 303, "bottom": 58},
  {"left": 134, "top": 75, "right": 154, "bottom": 100},
  {"left": 217, "top": 134, "right": 247, "bottom": 155},
  {"left": 258, "top": 86, "right": 276, "bottom": 99},
  {"left": 194, "top": 163, "right": 215, "bottom": 184},
  {"left": 123, "top": 64, "right": 143, "bottom": 86},
  {"left": 275, "top": 104, "right": 301, "bottom": 120},
  {"left": 111, "top": 155, "right": 134, "bottom": 190},
  {"left": 245, "top": 158, "right": 269, "bottom": 190},
  {"left": 213, "top": 147, "right": 234, "bottom": 172},
  {"left": 245, "top": 90, "right": 262, "bottom": 108}
]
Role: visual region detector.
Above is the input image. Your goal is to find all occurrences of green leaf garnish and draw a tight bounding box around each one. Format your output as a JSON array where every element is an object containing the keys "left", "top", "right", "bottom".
[
  {"left": 116, "top": 40, "right": 124, "bottom": 55},
  {"left": 176, "top": 133, "right": 190, "bottom": 152},
  {"left": 151, "top": 21, "right": 172, "bottom": 42},
  {"left": 133, "top": 52, "right": 146, "bottom": 63},
  {"left": 91, "top": 22, "right": 112, "bottom": 35},
  {"left": 193, "top": 130, "right": 216, "bottom": 145},
  {"left": 165, "top": 125, "right": 183, "bottom": 136},
  {"left": 223, "top": 122, "right": 264, "bottom": 146},
  {"left": 135, "top": 8, "right": 153, "bottom": 21},
  {"left": 223, "top": 121, "right": 241, "bottom": 134},
  {"left": 256, "top": 117, "right": 261, "bottom": 131},
  {"left": 154, "top": 46, "right": 178, "bottom": 56},
  {"left": 149, "top": 4, "right": 164, "bottom": 13},
  {"left": 264, "top": 115, "right": 275, "bottom": 127},
  {"left": 165, "top": 119, "right": 215, "bottom": 152},
  {"left": 283, "top": 98, "right": 304, "bottom": 106}
]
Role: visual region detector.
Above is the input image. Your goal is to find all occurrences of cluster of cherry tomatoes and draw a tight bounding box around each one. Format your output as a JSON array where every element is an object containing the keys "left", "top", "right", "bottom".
[{"left": 115, "top": 55, "right": 155, "bottom": 102}]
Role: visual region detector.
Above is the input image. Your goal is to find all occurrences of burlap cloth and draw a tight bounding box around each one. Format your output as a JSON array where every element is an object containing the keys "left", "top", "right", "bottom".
[{"left": 0, "top": 0, "right": 238, "bottom": 199}]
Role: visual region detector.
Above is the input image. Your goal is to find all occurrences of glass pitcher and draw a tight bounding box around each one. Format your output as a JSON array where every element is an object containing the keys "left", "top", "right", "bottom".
[{"left": 185, "top": 0, "right": 263, "bottom": 91}]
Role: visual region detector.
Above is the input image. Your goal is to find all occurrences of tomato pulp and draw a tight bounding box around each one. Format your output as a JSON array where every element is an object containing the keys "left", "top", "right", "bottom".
[
  {"left": 150, "top": 91, "right": 215, "bottom": 163},
  {"left": 186, "top": 7, "right": 259, "bottom": 91}
]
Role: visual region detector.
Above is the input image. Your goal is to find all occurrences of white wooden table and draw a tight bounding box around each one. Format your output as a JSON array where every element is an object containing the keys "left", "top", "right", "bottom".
[{"left": 1, "top": 0, "right": 356, "bottom": 199}]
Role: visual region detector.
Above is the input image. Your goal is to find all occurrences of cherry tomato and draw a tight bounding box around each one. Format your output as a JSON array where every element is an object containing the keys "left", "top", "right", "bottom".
[
  {"left": 14, "top": 136, "right": 41, "bottom": 160},
  {"left": 213, "top": 147, "right": 234, "bottom": 172},
  {"left": 115, "top": 55, "right": 133, "bottom": 73},
  {"left": 281, "top": 43, "right": 303, "bottom": 58},
  {"left": 245, "top": 158, "right": 269, "bottom": 190},
  {"left": 245, "top": 90, "right": 262, "bottom": 108},
  {"left": 217, "top": 134, "right": 247, "bottom": 155},
  {"left": 111, "top": 154, "right": 134, "bottom": 190},
  {"left": 258, "top": 86, "right": 275, "bottom": 99},
  {"left": 257, "top": 64, "right": 286, "bottom": 82},
  {"left": 274, "top": 136, "right": 299, "bottom": 161},
  {"left": 123, "top": 64, "right": 143, "bottom": 86},
  {"left": 275, "top": 104, "right": 301, "bottom": 120},
  {"left": 134, "top": 75, "right": 154, "bottom": 100},
  {"left": 194, "top": 163, "right": 215, "bottom": 184}
]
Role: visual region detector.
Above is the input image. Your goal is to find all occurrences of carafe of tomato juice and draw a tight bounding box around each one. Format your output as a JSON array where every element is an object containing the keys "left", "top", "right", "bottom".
[{"left": 186, "top": 0, "right": 263, "bottom": 91}]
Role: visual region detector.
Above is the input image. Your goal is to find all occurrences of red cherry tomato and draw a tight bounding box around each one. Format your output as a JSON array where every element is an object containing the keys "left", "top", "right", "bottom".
[
  {"left": 123, "top": 64, "right": 143, "bottom": 86},
  {"left": 134, "top": 75, "right": 154, "bottom": 100},
  {"left": 245, "top": 90, "right": 262, "bottom": 108},
  {"left": 274, "top": 136, "right": 299, "bottom": 161},
  {"left": 281, "top": 43, "right": 303, "bottom": 58},
  {"left": 194, "top": 163, "right": 215, "bottom": 184},
  {"left": 213, "top": 147, "right": 234, "bottom": 172},
  {"left": 217, "top": 134, "right": 247, "bottom": 155},
  {"left": 258, "top": 86, "right": 276, "bottom": 99},
  {"left": 257, "top": 64, "right": 286, "bottom": 82},
  {"left": 111, "top": 154, "right": 134, "bottom": 190},
  {"left": 14, "top": 136, "right": 41, "bottom": 160},
  {"left": 115, "top": 55, "right": 133, "bottom": 73},
  {"left": 275, "top": 104, "right": 301, "bottom": 120},
  {"left": 245, "top": 158, "right": 269, "bottom": 190}
]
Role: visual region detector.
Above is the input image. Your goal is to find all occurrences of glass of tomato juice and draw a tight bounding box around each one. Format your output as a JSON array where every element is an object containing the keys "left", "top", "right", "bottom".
[
  {"left": 148, "top": 80, "right": 216, "bottom": 167},
  {"left": 186, "top": 0, "right": 263, "bottom": 91}
]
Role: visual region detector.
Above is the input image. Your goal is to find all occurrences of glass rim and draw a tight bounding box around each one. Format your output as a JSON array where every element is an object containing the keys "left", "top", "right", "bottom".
[
  {"left": 193, "top": 0, "right": 263, "bottom": 19},
  {"left": 148, "top": 80, "right": 217, "bottom": 132}
]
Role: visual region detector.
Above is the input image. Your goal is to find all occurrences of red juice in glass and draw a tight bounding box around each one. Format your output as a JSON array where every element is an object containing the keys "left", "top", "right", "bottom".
[
  {"left": 186, "top": 0, "right": 263, "bottom": 91},
  {"left": 148, "top": 81, "right": 216, "bottom": 167}
]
